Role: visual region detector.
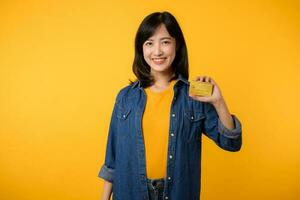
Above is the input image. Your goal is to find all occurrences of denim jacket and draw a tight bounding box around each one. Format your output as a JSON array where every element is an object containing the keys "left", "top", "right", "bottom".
[{"left": 98, "top": 74, "right": 242, "bottom": 200}]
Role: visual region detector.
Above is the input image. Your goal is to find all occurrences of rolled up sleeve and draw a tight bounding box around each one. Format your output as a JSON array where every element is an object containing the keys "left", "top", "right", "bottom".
[
  {"left": 98, "top": 92, "right": 121, "bottom": 183},
  {"left": 98, "top": 164, "right": 115, "bottom": 183},
  {"left": 203, "top": 102, "right": 242, "bottom": 152},
  {"left": 218, "top": 114, "right": 242, "bottom": 139}
]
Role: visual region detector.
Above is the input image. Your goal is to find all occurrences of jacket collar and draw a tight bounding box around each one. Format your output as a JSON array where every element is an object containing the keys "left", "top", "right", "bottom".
[{"left": 131, "top": 74, "right": 189, "bottom": 89}]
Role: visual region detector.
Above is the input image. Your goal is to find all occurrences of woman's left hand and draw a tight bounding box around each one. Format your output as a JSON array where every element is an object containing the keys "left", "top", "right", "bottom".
[{"left": 189, "top": 76, "right": 224, "bottom": 106}]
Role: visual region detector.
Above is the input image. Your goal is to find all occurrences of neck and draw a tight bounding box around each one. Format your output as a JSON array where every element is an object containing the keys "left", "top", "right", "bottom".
[{"left": 151, "top": 69, "right": 175, "bottom": 89}]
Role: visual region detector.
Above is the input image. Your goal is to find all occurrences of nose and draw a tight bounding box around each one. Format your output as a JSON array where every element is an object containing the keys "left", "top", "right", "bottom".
[{"left": 154, "top": 43, "right": 163, "bottom": 56}]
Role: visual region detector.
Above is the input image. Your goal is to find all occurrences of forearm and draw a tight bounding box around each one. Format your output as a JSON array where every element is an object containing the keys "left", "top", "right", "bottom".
[
  {"left": 101, "top": 180, "right": 113, "bottom": 200},
  {"left": 212, "top": 98, "right": 235, "bottom": 130}
]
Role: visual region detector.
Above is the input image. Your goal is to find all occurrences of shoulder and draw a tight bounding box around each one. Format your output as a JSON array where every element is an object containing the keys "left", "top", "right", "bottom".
[{"left": 115, "top": 82, "right": 138, "bottom": 103}]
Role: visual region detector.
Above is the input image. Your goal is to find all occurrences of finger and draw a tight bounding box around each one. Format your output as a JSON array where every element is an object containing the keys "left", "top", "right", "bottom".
[
  {"left": 204, "top": 76, "right": 209, "bottom": 82},
  {"left": 199, "top": 76, "right": 204, "bottom": 82},
  {"left": 194, "top": 76, "right": 202, "bottom": 82},
  {"left": 193, "top": 95, "right": 210, "bottom": 102},
  {"left": 209, "top": 77, "right": 217, "bottom": 86},
  {"left": 206, "top": 76, "right": 210, "bottom": 82},
  {"left": 197, "top": 76, "right": 204, "bottom": 81}
]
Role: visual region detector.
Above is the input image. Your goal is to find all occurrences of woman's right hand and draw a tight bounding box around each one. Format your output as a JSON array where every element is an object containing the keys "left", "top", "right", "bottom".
[{"left": 101, "top": 180, "right": 113, "bottom": 200}]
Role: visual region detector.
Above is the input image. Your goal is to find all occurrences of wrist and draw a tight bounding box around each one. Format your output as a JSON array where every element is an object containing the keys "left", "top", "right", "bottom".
[{"left": 212, "top": 97, "right": 225, "bottom": 109}]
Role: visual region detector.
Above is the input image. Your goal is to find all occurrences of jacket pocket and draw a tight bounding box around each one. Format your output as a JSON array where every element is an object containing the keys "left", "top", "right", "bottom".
[
  {"left": 183, "top": 109, "right": 205, "bottom": 142},
  {"left": 116, "top": 105, "right": 132, "bottom": 140},
  {"left": 116, "top": 106, "right": 131, "bottom": 120},
  {"left": 184, "top": 109, "right": 205, "bottom": 122}
]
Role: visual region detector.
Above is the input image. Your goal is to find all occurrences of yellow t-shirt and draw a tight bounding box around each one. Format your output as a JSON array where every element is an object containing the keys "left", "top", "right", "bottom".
[{"left": 142, "top": 79, "right": 177, "bottom": 179}]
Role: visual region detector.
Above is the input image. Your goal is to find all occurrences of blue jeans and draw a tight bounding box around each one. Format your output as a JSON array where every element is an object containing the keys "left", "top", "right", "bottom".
[{"left": 146, "top": 177, "right": 165, "bottom": 200}]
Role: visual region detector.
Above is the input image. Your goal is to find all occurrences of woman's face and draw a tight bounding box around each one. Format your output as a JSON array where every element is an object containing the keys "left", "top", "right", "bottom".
[{"left": 143, "top": 24, "right": 176, "bottom": 76}]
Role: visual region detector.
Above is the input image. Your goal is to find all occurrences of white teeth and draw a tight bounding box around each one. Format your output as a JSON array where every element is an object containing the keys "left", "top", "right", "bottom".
[{"left": 152, "top": 58, "right": 166, "bottom": 65}]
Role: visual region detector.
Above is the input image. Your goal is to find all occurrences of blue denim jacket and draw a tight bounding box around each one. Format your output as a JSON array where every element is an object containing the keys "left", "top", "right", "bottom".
[{"left": 98, "top": 74, "right": 242, "bottom": 200}]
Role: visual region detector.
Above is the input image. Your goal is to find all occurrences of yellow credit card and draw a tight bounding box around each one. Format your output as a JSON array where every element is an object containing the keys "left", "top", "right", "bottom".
[{"left": 189, "top": 80, "right": 213, "bottom": 96}]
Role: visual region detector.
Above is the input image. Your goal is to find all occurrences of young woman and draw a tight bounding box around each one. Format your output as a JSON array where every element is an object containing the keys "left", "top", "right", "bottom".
[{"left": 99, "top": 11, "right": 242, "bottom": 200}]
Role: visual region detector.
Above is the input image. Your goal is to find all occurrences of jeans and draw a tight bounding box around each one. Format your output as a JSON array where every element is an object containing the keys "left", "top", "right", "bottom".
[{"left": 146, "top": 177, "right": 165, "bottom": 200}]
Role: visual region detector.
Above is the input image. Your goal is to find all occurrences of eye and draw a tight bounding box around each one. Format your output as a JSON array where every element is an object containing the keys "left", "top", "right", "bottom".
[
  {"left": 145, "top": 42, "right": 153, "bottom": 46},
  {"left": 162, "top": 41, "right": 171, "bottom": 44}
]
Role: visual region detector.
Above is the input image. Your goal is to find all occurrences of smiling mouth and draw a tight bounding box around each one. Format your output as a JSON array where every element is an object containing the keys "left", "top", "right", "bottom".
[
  {"left": 152, "top": 57, "right": 167, "bottom": 64},
  {"left": 152, "top": 57, "right": 166, "bottom": 61}
]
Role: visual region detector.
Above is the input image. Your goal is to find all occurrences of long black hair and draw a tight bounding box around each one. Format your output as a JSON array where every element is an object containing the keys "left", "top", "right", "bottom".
[{"left": 129, "top": 11, "right": 189, "bottom": 88}]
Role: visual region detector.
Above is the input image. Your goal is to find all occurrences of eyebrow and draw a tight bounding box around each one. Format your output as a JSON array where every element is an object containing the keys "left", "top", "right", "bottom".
[{"left": 146, "top": 37, "right": 172, "bottom": 41}]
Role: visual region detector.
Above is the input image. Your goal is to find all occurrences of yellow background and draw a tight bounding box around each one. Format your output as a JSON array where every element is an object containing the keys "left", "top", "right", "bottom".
[{"left": 0, "top": 0, "right": 299, "bottom": 199}]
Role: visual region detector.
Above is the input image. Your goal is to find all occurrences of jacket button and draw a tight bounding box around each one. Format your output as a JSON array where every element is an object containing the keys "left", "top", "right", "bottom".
[
  {"left": 171, "top": 133, "right": 174, "bottom": 137},
  {"left": 171, "top": 113, "right": 175, "bottom": 117},
  {"left": 169, "top": 155, "right": 173, "bottom": 159},
  {"left": 168, "top": 176, "right": 171, "bottom": 180},
  {"left": 191, "top": 116, "right": 194, "bottom": 120},
  {"left": 165, "top": 196, "right": 169, "bottom": 199}
]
